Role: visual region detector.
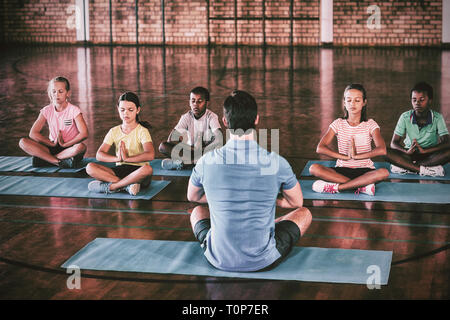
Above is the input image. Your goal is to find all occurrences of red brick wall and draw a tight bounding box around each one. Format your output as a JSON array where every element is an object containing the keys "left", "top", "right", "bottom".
[
  {"left": 333, "top": 0, "right": 442, "bottom": 46},
  {"left": 0, "top": 0, "right": 444, "bottom": 46},
  {"left": 0, "top": 0, "right": 77, "bottom": 43}
]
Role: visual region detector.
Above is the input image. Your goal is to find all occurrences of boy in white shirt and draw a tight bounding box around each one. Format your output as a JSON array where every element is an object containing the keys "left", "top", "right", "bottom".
[{"left": 159, "top": 87, "right": 222, "bottom": 169}]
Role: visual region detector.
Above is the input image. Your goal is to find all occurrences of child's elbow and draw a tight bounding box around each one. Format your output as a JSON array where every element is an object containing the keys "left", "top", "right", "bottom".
[
  {"left": 28, "top": 131, "right": 37, "bottom": 140},
  {"left": 82, "top": 129, "right": 89, "bottom": 140}
]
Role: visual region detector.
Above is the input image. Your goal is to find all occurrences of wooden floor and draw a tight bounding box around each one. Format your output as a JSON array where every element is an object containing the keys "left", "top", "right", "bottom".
[{"left": 0, "top": 44, "right": 448, "bottom": 300}]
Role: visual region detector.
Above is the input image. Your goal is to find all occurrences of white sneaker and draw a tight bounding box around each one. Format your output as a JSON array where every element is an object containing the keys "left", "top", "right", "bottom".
[
  {"left": 312, "top": 180, "right": 339, "bottom": 194},
  {"left": 390, "top": 164, "right": 416, "bottom": 175},
  {"left": 419, "top": 165, "right": 445, "bottom": 177},
  {"left": 161, "top": 158, "right": 183, "bottom": 170},
  {"left": 356, "top": 183, "right": 375, "bottom": 196},
  {"left": 125, "top": 183, "right": 140, "bottom": 196}
]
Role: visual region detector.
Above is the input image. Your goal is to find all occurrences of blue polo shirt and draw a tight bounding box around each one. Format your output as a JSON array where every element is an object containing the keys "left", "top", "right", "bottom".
[
  {"left": 394, "top": 109, "right": 449, "bottom": 149},
  {"left": 190, "top": 139, "right": 298, "bottom": 272}
]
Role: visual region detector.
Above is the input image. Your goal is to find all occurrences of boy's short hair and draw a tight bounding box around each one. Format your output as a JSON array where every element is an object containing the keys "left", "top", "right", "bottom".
[
  {"left": 223, "top": 90, "right": 258, "bottom": 133},
  {"left": 411, "top": 82, "right": 433, "bottom": 100},
  {"left": 190, "top": 86, "right": 210, "bottom": 101}
]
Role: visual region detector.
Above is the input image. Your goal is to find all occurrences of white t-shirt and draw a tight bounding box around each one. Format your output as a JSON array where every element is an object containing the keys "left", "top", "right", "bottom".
[{"left": 174, "top": 109, "right": 221, "bottom": 146}]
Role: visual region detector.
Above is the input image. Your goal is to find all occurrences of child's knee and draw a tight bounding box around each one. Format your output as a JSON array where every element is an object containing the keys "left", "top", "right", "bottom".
[
  {"left": 309, "top": 163, "right": 320, "bottom": 175},
  {"left": 379, "top": 168, "right": 389, "bottom": 179},
  {"left": 143, "top": 164, "right": 153, "bottom": 176},
  {"left": 19, "top": 137, "right": 32, "bottom": 150},
  {"left": 71, "top": 142, "right": 86, "bottom": 154},
  {"left": 78, "top": 143, "right": 87, "bottom": 153},
  {"left": 18, "top": 137, "right": 26, "bottom": 149},
  {"left": 85, "top": 162, "right": 96, "bottom": 175}
]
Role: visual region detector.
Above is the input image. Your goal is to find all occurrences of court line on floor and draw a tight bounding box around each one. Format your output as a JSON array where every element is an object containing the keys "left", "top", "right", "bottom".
[
  {"left": 1, "top": 202, "right": 449, "bottom": 229},
  {"left": 0, "top": 218, "right": 449, "bottom": 245}
]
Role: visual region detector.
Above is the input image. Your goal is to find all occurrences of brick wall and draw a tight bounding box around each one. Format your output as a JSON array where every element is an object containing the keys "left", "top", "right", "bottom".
[
  {"left": 0, "top": 0, "right": 444, "bottom": 46},
  {"left": 333, "top": 0, "right": 442, "bottom": 46},
  {"left": 0, "top": 0, "right": 77, "bottom": 43}
]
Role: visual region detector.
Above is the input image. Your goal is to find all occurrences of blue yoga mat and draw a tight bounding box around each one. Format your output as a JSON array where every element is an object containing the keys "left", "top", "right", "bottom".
[
  {"left": 0, "top": 156, "right": 92, "bottom": 173},
  {"left": 300, "top": 180, "right": 450, "bottom": 204},
  {"left": 150, "top": 159, "right": 192, "bottom": 177},
  {"left": 0, "top": 156, "right": 60, "bottom": 173},
  {"left": 61, "top": 238, "right": 392, "bottom": 285},
  {"left": 300, "top": 160, "right": 450, "bottom": 181},
  {"left": 85, "top": 158, "right": 192, "bottom": 176},
  {"left": 0, "top": 156, "right": 192, "bottom": 176},
  {"left": 0, "top": 175, "right": 170, "bottom": 200}
]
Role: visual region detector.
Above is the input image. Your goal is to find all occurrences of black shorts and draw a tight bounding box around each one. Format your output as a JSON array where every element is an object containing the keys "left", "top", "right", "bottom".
[
  {"left": 193, "top": 218, "right": 301, "bottom": 270},
  {"left": 111, "top": 164, "right": 151, "bottom": 188},
  {"left": 333, "top": 167, "right": 375, "bottom": 179},
  {"left": 31, "top": 144, "right": 84, "bottom": 167}
]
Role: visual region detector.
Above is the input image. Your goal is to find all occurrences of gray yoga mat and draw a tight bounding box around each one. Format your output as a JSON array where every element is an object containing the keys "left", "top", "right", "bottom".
[
  {"left": 83, "top": 158, "right": 192, "bottom": 176},
  {"left": 150, "top": 159, "right": 192, "bottom": 177},
  {"left": 0, "top": 156, "right": 192, "bottom": 176},
  {"left": 300, "top": 160, "right": 450, "bottom": 181},
  {"left": 300, "top": 180, "right": 450, "bottom": 204},
  {"left": 0, "top": 175, "right": 170, "bottom": 200},
  {"left": 0, "top": 156, "right": 61, "bottom": 173},
  {"left": 61, "top": 238, "right": 392, "bottom": 285}
]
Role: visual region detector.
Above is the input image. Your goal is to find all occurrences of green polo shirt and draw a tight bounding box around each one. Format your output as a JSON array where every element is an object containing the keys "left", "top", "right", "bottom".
[{"left": 394, "top": 109, "right": 449, "bottom": 149}]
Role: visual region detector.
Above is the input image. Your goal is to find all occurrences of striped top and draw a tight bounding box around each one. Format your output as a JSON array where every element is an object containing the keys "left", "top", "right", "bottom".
[{"left": 329, "top": 118, "right": 380, "bottom": 169}]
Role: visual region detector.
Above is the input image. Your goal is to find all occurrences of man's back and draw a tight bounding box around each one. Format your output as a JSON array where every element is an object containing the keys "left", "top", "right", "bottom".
[{"left": 190, "top": 139, "right": 298, "bottom": 271}]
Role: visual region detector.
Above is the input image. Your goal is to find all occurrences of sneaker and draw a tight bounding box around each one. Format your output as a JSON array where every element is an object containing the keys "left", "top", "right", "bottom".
[
  {"left": 419, "top": 165, "right": 445, "bottom": 177},
  {"left": 58, "top": 157, "right": 74, "bottom": 168},
  {"left": 125, "top": 183, "right": 140, "bottom": 196},
  {"left": 356, "top": 183, "right": 375, "bottom": 196},
  {"left": 390, "top": 164, "right": 415, "bottom": 175},
  {"left": 88, "top": 180, "right": 115, "bottom": 194},
  {"left": 312, "top": 180, "right": 339, "bottom": 193},
  {"left": 161, "top": 158, "right": 183, "bottom": 170}
]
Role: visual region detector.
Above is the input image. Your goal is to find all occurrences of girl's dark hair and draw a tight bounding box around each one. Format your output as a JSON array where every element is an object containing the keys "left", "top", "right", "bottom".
[
  {"left": 47, "top": 76, "right": 70, "bottom": 102},
  {"left": 117, "top": 91, "right": 152, "bottom": 130},
  {"left": 223, "top": 90, "right": 258, "bottom": 133},
  {"left": 342, "top": 83, "right": 368, "bottom": 122}
]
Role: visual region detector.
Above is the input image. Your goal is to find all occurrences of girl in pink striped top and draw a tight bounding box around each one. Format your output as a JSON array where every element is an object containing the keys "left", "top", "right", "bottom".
[{"left": 309, "top": 84, "right": 389, "bottom": 195}]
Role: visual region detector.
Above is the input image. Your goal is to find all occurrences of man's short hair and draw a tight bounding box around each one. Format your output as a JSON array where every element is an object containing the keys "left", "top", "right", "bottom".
[
  {"left": 223, "top": 90, "right": 258, "bottom": 133},
  {"left": 411, "top": 82, "right": 433, "bottom": 100}
]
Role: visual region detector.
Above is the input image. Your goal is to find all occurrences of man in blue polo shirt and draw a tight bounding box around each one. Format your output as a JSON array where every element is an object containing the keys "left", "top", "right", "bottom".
[
  {"left": 386, "top": 82, "right": 450, "bottom": 176},
  {"left": 187, "top": 90, "right": 312, "bottom": 272}
]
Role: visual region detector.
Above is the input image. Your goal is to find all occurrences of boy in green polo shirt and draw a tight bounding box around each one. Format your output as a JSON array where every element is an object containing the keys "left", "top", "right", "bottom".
[{"left": 386, "top": 82, "right": 450, "bottom": 176}]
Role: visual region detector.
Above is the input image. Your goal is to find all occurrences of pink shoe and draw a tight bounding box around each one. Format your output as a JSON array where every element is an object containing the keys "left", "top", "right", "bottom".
[
  {"left": 355, "top": 183, "right": 375, "bottom": 196},
  {"left": 312, "top": 180, "right": 339, "bottom": 194}
]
